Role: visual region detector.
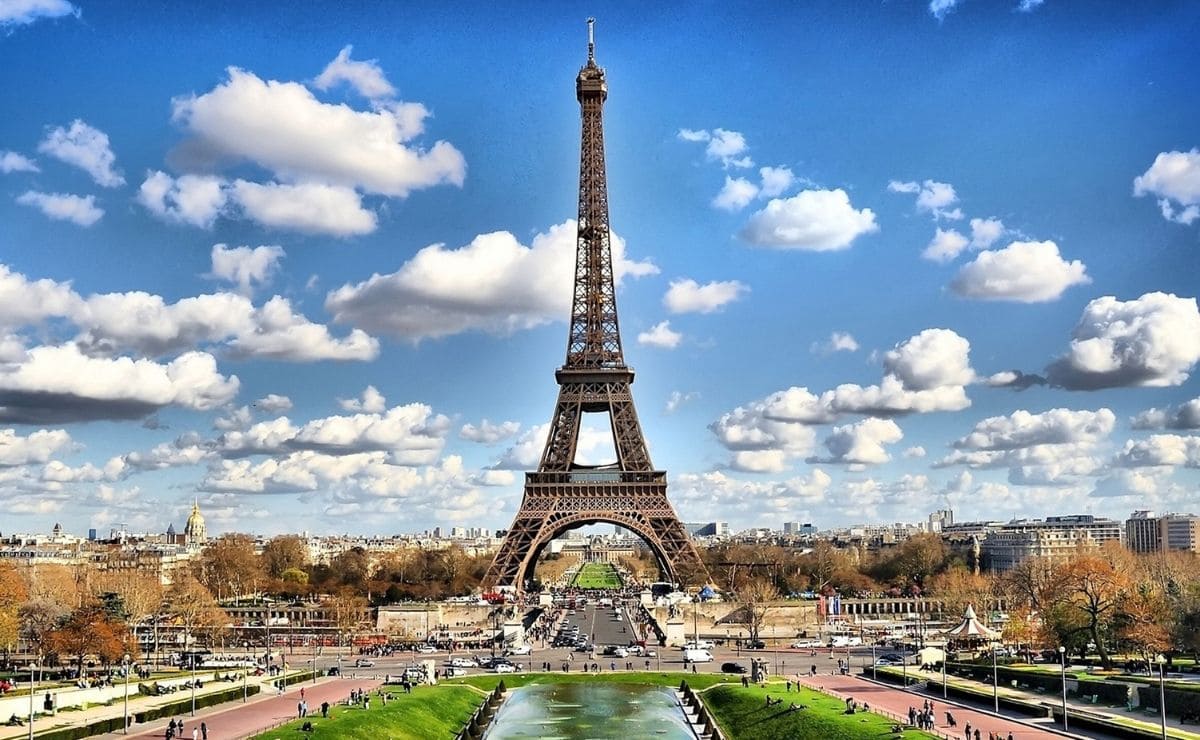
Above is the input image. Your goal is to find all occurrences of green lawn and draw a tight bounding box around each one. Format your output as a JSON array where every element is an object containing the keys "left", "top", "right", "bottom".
[
  {"left": 247, "top": 684, "right": 483, "bottom": 740},
  {"left": 571, "top": 562, "right": 623, "bottom": 589}
]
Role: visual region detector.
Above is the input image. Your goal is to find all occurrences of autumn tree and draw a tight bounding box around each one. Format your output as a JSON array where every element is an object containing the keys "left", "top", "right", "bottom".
[
  {"left": 195, "top": 533, "right": 262, "bottom": 600},
  {"left": 261, "top": 535, "right": 308, "bottom": 580},
  {"left": 328, "top": 589, "right": 368, "bottom": 646},
  {"left": 0, "top": 563, "right": 27, "bottom": 651},
  {"left": 738, "top": 577, "right": 780, "bottom": 645},
  {"left": 1055, "top": 551, "right": 1130, "bottom": 667},
  {"left": 929, "top": 566, "right": 997, "bottom": 616},
  {"left": 166, "top": 572, "right": 226, "bottom": 652},
  {"left": 46, "top": 603, "right": 135, "bottom": 675}
]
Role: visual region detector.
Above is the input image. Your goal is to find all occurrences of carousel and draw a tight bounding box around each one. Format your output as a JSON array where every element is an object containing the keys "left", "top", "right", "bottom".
[{"left": 943, "top": 604, "right": 1001, "bottom": 653}]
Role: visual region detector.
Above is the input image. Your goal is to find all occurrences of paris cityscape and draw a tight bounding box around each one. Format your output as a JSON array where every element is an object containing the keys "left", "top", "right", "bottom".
[{"left": 2, "top": 2, "right": 1199, "bottom": 739}]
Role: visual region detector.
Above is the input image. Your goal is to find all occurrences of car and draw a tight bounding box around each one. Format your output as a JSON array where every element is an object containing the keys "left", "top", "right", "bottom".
[
  {"left": 493, "top": 663, "right": 517, "bottom": 673},
  {"left": 790, "top": 639, "right": 822, "bottom": 649},
  {"left": 683, "top": 649, "right": 714, "bottom": 663},
  {"left": 506, "top": 645, "right": 532, "bottom": 656},
  {"left": 354, "top": 658, "right": 375, "bottom": 668},
  {"left": 449, "top": 658, "right": 477, "bottom": 668},
  {"left": 444, "top": 666, "right": 468, "bottom": 677},
  {"left": 721, "top": 662, "right": 747, "bottom": 674},
  {"left": 682, "top": 640, "right": 714, "bottom": 650},
  {"left": 403, "top": 667, "right": 425, "bottom": 681},
  {"left": 745, "top": 640, "right": 766, "bottom": 650},
  {"left": 415, "top": 645, "right": 437, "bottom": 654}
]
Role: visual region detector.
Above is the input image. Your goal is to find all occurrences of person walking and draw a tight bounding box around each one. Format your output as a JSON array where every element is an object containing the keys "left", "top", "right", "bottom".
[
  {"left": 200, "top": 722, "right": 208, "bottom": 740},
  {"left": 191, "top": 727, "right": 198, "bottom": 740}
]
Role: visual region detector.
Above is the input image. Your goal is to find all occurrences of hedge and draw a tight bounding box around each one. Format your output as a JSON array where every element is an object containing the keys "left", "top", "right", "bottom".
[
  {"left": 946, "top": 662, "right": 1130, "bottom": 706},
  {"left": 133, "top": 683, "right": 262, "bottom": 725},
  {"left": 1137, "top": 685, "right": 1200, "bottom": 720}
]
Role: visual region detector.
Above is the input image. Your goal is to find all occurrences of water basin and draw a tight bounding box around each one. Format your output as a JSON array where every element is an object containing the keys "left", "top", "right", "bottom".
[{"left": 484, "top": 682, "right": 694, "bottom": 739}]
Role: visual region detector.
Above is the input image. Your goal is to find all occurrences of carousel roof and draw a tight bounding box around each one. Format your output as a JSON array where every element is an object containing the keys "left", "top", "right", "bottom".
[{"left": 944, "top": 604, "right": 1001, "bottom": 640}]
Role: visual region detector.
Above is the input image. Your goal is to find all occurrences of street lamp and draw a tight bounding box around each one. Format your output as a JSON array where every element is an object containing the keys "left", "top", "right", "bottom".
[
  {"left": 190, "top": 647, "right": 197, "bottom": 716},
  {"left": 1155, "top": 654, "right": 1167, "bottom": 740},
  {"left": 1058, "top": 646, "right": 1068, "bottom": 731},
  {"left": 122, "top": 653, "right": 131, "bottom": 735},
  {"left": 242, "top": 642, "right": 249, "bottom": 703},
  {"left": 992, "top": 644, "right": 999, "bottom": 713},
  {"left": 941, "top": 648, "right": 947, "bottom": 699},
  {"left": 28, "top": 654, "right": 36, "bottom": 740},
  {"left": 871, "top": 644, "right": 876, "bottom": 681}
]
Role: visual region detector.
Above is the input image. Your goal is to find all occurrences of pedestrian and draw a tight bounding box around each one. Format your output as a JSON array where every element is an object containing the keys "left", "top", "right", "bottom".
[
  {"left": 297, "top": 701, "right": 304, "bottom": 718},
  {"left": 300, "top": 687, "right": 305, "bottom": 701},
  {"left": 321, "top": 701, "right": 329, "bottom": 718},
  {"left": 964, "top": 722, "right": 971, "bottom": 740},
  {"left": 201, "top": 722, "right": 208, "bottom": 740},
  {"left": 192, "top": 727, "right": 198, "bottom": 740},
  {"left": 364, "top": 695, "right": 370, "bottom": 710},
  {"left": 1007, "top": 733, "right": 1014, "bottom": 740},
  {"left": 786, "top": 680, "right": 792, "bottom": 692},
  {"left": 973, "top": 729, "right": 980, "bottom": 740},
  {"left": 691, "top": 664, "right": 697, "bottom": 674}
]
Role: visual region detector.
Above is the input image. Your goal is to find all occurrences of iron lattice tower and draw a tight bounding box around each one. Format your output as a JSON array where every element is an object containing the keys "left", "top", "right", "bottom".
[{"left": 483, "top": 20, "right": 709, "bottom": 592}]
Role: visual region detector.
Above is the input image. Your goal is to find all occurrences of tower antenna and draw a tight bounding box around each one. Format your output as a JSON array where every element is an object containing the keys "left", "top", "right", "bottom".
[{"left": 587, "top": 17, "right": 595, "bottom": 62}]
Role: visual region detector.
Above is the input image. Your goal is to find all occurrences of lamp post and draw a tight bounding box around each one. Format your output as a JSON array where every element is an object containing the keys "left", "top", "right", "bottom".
[
  {"left": 941, "top": 648, "right": 947, "bottom": 699},
  {"left": 1156, "top": 654, "right": 1167, "bottom": 740},
  {"left": 992, "top": 644, "right": 999, "bottom": 713},
  {"left": 190, "top": 647, "right": 197, "bottom": 716},
  {"left": 871, "top": 644, "right": 876, "bottom": 681},
  {"left": 242, "top": 642, "right": 249, "bottom": 702},
  {"left": 1059, "top": 646, "right": 1068, "bottom": 731},
  {"left": 28, "top": 654, "right": 36, "bottom": 740},
  {"left": 311, "top": 652, "right": 317, "bottom": 684},
  {"left": 122, "top": 653, "right": 131, "bottom": 735}
]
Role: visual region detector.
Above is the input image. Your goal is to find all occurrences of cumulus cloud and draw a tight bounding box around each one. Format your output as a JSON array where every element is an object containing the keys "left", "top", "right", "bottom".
[
  {"left": 459, "top": 419, "right": 521, "bottom": 444},
  {"left": 325, "top": 220, "right": 656, "bottom": 341},
  {"left": 665, "top": 390, "right": 699, "bottom": 414},
  {"left": 922, "top": 228, "right": 969, "bottom": 263},
  {"left": 209, "top": 244, "right": 285, "bottom": 294},
  {"left": 1046, "top": 292, "right": 1200, "bottom": 389},
  {"left": 0, "top": 0, "right": 79, "bottom": 27},
  {"left": 37, "top": 120, "right": 123, "bottom": 187},
  {"left": 969, "top": 217, "right": 1005, "bottom": 249},
  {"left": 254, "top": 394, "right": 293, "bottom": 413},
  {"left": 0, "top": 345, "right": 238, "bottom": 423},
  {"left": 951, "top": 240, "right": 1089, "bottom": 302},
  {"left": 1112, "top": 434, "right": 1200, "bottom": 469},
  {"left": 16, "top": 190, "right": 103, "bottom": 226},
  {"left": 137, "top": 171, "right": 227, "bottom": 228},
  {"left": 313, "top": 45, "right": 396, "bottom": 100},
  {"left": 809, "top": 417, "right": 904, "bottom": 465},
  {"left": 224, "top": 296, "right": 379, "bottom": 361},
  {"left": 172, "top": 66, "right": 464, "bottom": 197},
  {"left": 903, "top": 446, "right": 927, "bottom": 458},
  {"left": 1134, "top": 148, "right": 1200, "bottom": 225},
  {"left": 493, "top": 423, "right": 619, "bottom": 471},
  {"left": 229, "top": 180, "right": 377, "bottom": 236},
  {"left": 0, "top": 264, "right": 81, "bottom": 327},
  {"left": 1131, "top": 398, "right": 1200, "bottom": 430},
  {"left": 673, "top": 468, "right": 831, "bottom": 516},
  {"left": 637, "top": 320, "right": 682, "bottom": 349},
  {"left": 758, "top": 166, "right": 795, "bottom": 198},
  {"left": 663, "top": 278, "right": 747, "bottom": 314},
  {"left": 887, "top": 179, "right": 962, "bottom": 219},
  {"left": 810, "top": 331, "right": 859, "bottom": 355},
  {"left": 0, "top": 428, "right": 72, "bottom": 467},
  {"left": 677, "top": 128, "right": 752, "bottom": 168},
  {"left": 951, "top": 408, "right": 1115, "bottom": 451},
  {"left": 1, "top": 151, "right": 39, "bottom": 173},
  {"left": 740, "top": 188, "right": 878, "bottom": 250},
  {"left": 1017, "top": 0, "right": 1045, "bottom": 11},
  {"left": 712, "top": 176, "right": 758, "bottom": 211},
  {"left": 338, "top": 385, "right": 387, "bottom": 414}
]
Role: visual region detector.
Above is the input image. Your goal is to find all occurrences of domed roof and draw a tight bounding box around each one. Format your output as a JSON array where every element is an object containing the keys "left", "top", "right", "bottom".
[{"left": 184, "top": 500, "right": 206, "bottom": 537}]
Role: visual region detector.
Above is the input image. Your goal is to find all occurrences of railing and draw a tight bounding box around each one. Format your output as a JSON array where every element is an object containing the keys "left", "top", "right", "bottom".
[
  {"left": 455, "top": 682, "right": 507, "bottom": 740},
  {"left": 677, "top": 680, "right": 727, "bottom": 740}
]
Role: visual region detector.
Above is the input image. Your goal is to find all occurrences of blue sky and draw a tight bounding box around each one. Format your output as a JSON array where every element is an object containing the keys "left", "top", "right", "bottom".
[{"left": 1, "top": 0, "right": 1198, "bottom": 538}]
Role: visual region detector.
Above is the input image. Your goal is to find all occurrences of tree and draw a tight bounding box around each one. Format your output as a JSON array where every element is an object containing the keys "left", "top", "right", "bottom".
[
  {"left": 929, "top": 566, "right": 996, "bottom": 616},
  {"left": 261, "top": 535, "right": 308, "bottom": 579},
  {"left": 328, "top": 590, "right": 368, "bottom": 647},
  {"left": 19, "top": 600, "right": 69, "bottom": 656},
  {"left": 1056, "top": 552, "right": 1130, "bottom": 667},
  {"left": 738, "top": 577, "right": 780, "bottom": 646},
  {"left": 0, "top": 563, "right": 28, "bottom": 650},
  {"left": 166, "top": 573, "right": 226, "bottom": 653},
  {"left": 46, "top": 603, "right": 135, "bottom": 675},
  {"left": 195, "top": 533, "right": 262, "bottom": 600}
]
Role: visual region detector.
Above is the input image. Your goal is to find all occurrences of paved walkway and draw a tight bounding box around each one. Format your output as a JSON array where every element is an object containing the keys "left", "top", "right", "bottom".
[{"left": 796, "top": 672, "right": 1068, "bottom": 739}]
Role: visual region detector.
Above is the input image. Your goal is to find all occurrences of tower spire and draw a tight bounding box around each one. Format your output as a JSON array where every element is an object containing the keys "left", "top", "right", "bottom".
[{"left": 587, "top": 17, "right": 595, "bottom": 64}]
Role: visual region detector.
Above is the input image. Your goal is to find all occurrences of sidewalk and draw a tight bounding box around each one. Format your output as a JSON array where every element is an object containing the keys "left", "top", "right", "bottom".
[
  {"left": 796, "top": 672, "right": 1067, "bottom": 739},
  {"left": 905, "top": 665, "right": 1200, "bottom": 739}
]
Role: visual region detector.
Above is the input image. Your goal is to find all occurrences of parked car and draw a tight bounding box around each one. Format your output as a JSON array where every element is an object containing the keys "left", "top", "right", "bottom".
[
  {"left": 790, "top": 639, "right": 822, "bottom": 649},
  {"left": 720, "top": 662, "right": 747, "bottom": 674},
  {"left": 505, "top": 644, "right": 532, "bottom": 656},
  {"left": 746, "top": 640, "right": 766, "bottom": 650},
  {"left": 682, "top": 640, "right": 714, "bottom": 651},
  {"left": 354, "top": 658, "right": 375, "bottom": 668},
  {"left": 415, "top": 645, "right": 437, "bottom": 654},
  {"left": 444, "top": 666, "right": 468, "bottom": 677},
  {"left": 449, "top": 658, "right": 477, "bottom": 668},
  {"left": 493, "top": 663, "right": 517, "bottom": 673},
  {"left": 683, "top": 649, "right": 713, "bottom": 663}
]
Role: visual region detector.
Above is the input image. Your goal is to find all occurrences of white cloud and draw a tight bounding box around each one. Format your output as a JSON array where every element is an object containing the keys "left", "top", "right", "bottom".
[
  {"left": 676, "top": 129, "right": 710, "bottom": 143},
  {"left": 1017, "top": 0, "right": 1045, "bottom": 11},
  {"left": 1046, "top": 292, "right": 1200, "bottom": 389},
  {"left": 712, "top": 176, "right": 758, "bottom": 211},
  {"left": 0, "top": 345, "right": 238, "bottom": 423},
  {"left": 325, "top": 220, "right": 657, "bottom": 340},
  {"left": 1090, "top": 468, "right": 1162, "bottom": 498},
  {"left": 0, "top": 0, "right": 78, "bottom": 27},
  {"left": 951, "top": 240, "right": 1089, "bottom": 302},
  {"left": 921, "top": 228, "right": 969, "bottom": 263},
  {"left": 1113, "top": 434, "right": 1200, "bottom": 469},
  {"left": 1131, "top": 398, "right": 1200, "bottom": 430},
  {"left": 883, "top": 328, "right": 975, "bottom": 391},
  {"left": 225, "top": 295, "right": 379, "bottom": 361},
  {"left": 16, "top": 190, "right": 103, "bottom": 226},
  {"left": 229, "top": 180, "right": 378, "bottom": 237},
  {"left": 740, "top": 188, "right": 878, "bottom": 250},
  {"left": 903, "top": 446, "right": 927, "bottom": 459},
  {"left": 811, "top": 331, "right": 860, "bottom": 354},
  {"left": 137, "top": 171, "right": 227, "bottom": 227},
  {"left": 172, "top": 67, "right": 464, "bottom": 197},
  {"left": 209, "top": 244, "right": 285, "bottom": 294},
  {"left": 313, "top": 45, "right": 396, "bottom": 100},
  {"left": 951, "top": 408, "right": 1115, "bottom": 451},
  {"left": 214, "top": 405, "right": 253, "bottom": 431},
  {"left": 0, "top": 264, "right": 81, "bottom": 327},
  {"left": 0, "top": 151, "right": 39, "bottom": 173},
  {"left": 1133, "top": 148, "right": 1200, "bottom": 225},
  {"left": 758, "top": 166, "right": 795, "bottom": 198},
  {"left": 811, "top": 417, "right": 904, "bottom": 465},
  {"left": 459, "top": 419, "right": 521, "bottom": 444},
  {"left": 929, "top": 0, "right": 961, "bottom": 21},
  {"left": 665, "top": 390, "right": 699, "bottom": 414},
  {"left": 888, "top": 179, "right": 962, "bottom": 219},
  {"left": 339, "top": 385, "right": 387, "bottom": 414},
  {"left": 676, "top": 127, "right": 752, "bottom": 168},
  {"left": 637, "top": 320, "right": 682, "bottom": 349},
  {"left": 37, "top": 120, "right": 124, "bottom": 187},
  {"left": 663, "top": 278, "right": 748, "bottom": 314},
  {"left": 494, "top": 423, "right": 615, "bottom": 470},
  {"left": 254, "top": 394, "right": 293, "bottom": 413},
  {"left": 968, "top": 217, "right": 1005, "bottom": 249},
  {"left": 0, "top": 428, "right": 72, "bottom": 467}
]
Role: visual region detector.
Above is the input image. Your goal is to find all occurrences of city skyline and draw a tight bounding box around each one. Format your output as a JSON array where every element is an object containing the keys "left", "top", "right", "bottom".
[{"left": 1, "top": 1, "right": 1199, "bottom": 538}]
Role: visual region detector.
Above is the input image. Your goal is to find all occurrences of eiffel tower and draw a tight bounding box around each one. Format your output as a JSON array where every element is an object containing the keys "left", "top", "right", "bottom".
[{"left": 483, "top": 20, "right": 709, "bottom": 593}]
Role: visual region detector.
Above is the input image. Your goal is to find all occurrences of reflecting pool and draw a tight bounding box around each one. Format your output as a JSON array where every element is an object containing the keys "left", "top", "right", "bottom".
[{"left": 483, "top": 682, "right": 694, "bottom": 739}]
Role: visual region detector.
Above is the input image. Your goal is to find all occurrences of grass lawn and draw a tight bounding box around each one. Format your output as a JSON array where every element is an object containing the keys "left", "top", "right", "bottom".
[
  {"left": 571, "top": 562, "right": 623, "bottom": 589},
  {"left": 246, "top": 684, "right": 482, "bottom": 740}
]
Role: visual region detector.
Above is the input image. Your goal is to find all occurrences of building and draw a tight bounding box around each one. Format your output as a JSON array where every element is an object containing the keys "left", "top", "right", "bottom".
[
  {"left": 183, "top": 500, "right": 207, "bottom": 548},
  {"left": 1125, "top": 511, "right": 1200, "bottom": 553},
  {"left": 982, "top": 515, "right": 1123, "bottom": 571},
  {"left": 928, "top": 509, "right": 954, "bottom": 533},
  {"left": 784, "top": 522, "right": 817, "bottom": 536}
]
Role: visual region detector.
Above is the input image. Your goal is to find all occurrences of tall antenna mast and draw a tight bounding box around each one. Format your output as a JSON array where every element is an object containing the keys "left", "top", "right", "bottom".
[{"left": 587, "top": 17, "right": 595, "bottom": 63}]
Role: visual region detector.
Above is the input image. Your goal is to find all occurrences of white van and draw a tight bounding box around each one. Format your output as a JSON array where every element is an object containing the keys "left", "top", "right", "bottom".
[
  {"left": 683, "top": 648, "right": 713, "bottom": 663},
  {"left": 830, "top": 636, "right": 863, "bottom": 648}
]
